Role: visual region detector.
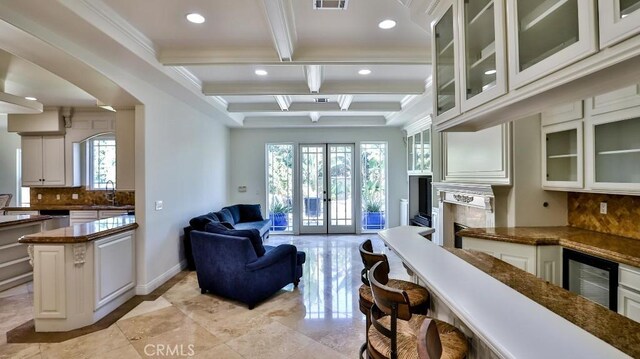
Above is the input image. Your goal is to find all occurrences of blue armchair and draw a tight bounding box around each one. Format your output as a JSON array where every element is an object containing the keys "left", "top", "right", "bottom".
[{"left": 190, "top": 230, "right": 301, "bottom": 309}]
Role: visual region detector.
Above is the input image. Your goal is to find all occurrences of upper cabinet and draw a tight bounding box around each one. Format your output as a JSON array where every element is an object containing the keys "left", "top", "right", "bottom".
[
  {"left": 599, "top": 0, "right": 640, "bottom": 48},
  {"left": 406, "top": 118, "right": 433, "bottom": 176},
  {"left": 432, "top": 3, "right": 460, "bottom": 123},
  {"left": 22, "top": 136, "right": 65, "bottom": 187},
  {"left": 506, "top": 0, "right": 598, "bottom": 89},
  {"left": 460, "top": 0, "right": 507, "bottom": 111}
]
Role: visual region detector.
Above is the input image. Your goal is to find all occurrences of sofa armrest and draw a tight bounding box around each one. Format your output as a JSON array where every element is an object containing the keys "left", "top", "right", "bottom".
[{"left": 245, "top": 244, "right": 296, "bottom": 272}]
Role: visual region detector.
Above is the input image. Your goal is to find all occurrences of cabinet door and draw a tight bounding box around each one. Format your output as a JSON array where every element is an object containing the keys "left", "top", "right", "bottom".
[
  {"left": 541, "top": 120, "right": 583, "bottom": 189},
  {"left": 407, "top": 135, "right": 414, "bottom": 172},
  {"left": 432, "top": 2, "right": 461, "bottom": 124},
  {"left": 21, "top": 136, "right": 43, "bottom": 186},
  {"left": 586, "top": 112, "right": 640, "bottom": 192},
  {"left": 618, "top": 287, "right": 640, "bottom": 323},
  {"left": 460, "top": 0, "right": 507, "bottom": 112},
  {"left": 42, "top": 136, "right": 65, "bottom": 186},
  {"left": 506, "top": 0, "right": 597, "bottom": 89},
  {"left": 421, "top": 128, "right": 432, "bottom": 173},
  {"left": 599, "top": 0, "right": 640, "bottom": 48},
  {"left": 414, "top": 132, "right": 423, "bottom": 172}
]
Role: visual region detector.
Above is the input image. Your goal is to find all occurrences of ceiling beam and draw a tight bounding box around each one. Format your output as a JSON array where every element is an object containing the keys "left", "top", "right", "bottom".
[
  {"left": 337, "top": 95, "right": 353, "bottom": 110},
  {"left": 274, "top": 95, "right": 292, "bottom": 110},
  {"left": 227, "top": 101, "right": 401, "bottom": 113},
  {"left": 304, "top": 65, "right": 323, "bottom": 93},
  {"left": 203, "top": 81, "right": 425, "bottom": 96},
  {"left": 243, "top": 115, "right": 387, "bottom": 127},
  {"left": 260, "top": 0, "right": 297, "bottom": 62}
]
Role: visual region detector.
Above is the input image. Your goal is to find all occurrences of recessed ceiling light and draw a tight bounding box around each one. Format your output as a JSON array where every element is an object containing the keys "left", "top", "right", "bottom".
[
  {"left": 255, "top": 69, "right": 268, "bottom": 76},
  {"left": 358, "top": 69, "right": 372, "bottom": 75},
  {"left": 378, "top": 19, "right": 397, "bottom": 30},
  {"left": 186, "top": 13, "right": 205, "bottom": 24},
  {"left": 484, "top": 69, "right": 497, "bottom": 75},
  {"left": 24, "top": 96, "right": 37, "bottom": 101}
]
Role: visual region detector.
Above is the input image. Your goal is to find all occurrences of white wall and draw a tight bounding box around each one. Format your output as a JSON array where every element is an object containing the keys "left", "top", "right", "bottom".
[
  {"left": 229, "top": 127, "right": 406, "bottom": 231},
  {"left": 0, "top": 114, "right": 21, "bottom": 205}
]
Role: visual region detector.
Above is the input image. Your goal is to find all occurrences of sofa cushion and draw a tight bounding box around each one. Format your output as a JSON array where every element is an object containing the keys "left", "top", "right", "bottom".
[
  {"left": 238, "top": 204, "right": 263, "bottom": 222},
  {"left": 234, "top": 220, "right": 270, "bottom": 238},
  {"left": 265, "top": 245, "right": 306, "bottom": 265},
  {"left": 215, "top": 208, "right": 235, "bottom": 225},
  {"left": 205, "top": 222, "right": 266, "bottom": 257},
  {"left": 223, "top": 206, "right": 242, "bottom": 224},
  {"left": 189, "top": 212, "right": 219, "bottom": 231}
]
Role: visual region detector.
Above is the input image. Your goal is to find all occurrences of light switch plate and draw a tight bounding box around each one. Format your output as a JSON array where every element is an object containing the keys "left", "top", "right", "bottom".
[
  {"left": 600, "top": 202, "right": 607, "bottom": 214},
  {"left": 155, "top": 200, "right": 163, "bottom": 211},
  {"left": 238, "top": 186, "right": 247, "bottom": 192}
]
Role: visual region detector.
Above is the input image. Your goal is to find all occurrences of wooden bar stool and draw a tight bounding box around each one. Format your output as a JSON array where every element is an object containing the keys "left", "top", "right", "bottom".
[
  {"left": 368, "top": 261, "right": 468, "bottom": 359},
  {"left": 359, "top": 239, "right": 430, "bottom": 357}
]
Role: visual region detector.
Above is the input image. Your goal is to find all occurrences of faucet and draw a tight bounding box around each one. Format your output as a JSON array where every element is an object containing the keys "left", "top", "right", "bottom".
[{"left": 105, "top": 180, "right": 116, "bottom": 206}]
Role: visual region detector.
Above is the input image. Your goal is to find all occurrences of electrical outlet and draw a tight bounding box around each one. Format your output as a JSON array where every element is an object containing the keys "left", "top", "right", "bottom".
[
  {"left": 72, "top": 193, "right": 79, "bottom": 200},
  {"left": 37, "top": 194, "right": 42, "bottom": 200},
  {"left": 238, "top": 186, "right": 247, "bottom": 193},
  {"left": 56, "top": 194, "right": 61, "bottom": 200},
  {"left": 155, "top": 200, "right": 163, "bottom": 211},
  {"left": 600, "top": 202, "right": 607, "bottom": 215}
]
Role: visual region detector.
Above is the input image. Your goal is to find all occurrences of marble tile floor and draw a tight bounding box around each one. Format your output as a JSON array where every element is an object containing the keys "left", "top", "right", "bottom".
[{"left": 0, "top": 234, "right": 410, "bottom": 359}]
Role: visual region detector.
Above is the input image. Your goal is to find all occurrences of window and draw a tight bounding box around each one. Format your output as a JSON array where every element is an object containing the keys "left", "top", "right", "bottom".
[
  {"left": 89, "top": 135, "right": 116, "bottom": 189},
  {"left": 361, "top": 143, "right": 387, "bottom": 231},
  {"left": 266, "top": 144, "right": 294, "bottom": 232}
]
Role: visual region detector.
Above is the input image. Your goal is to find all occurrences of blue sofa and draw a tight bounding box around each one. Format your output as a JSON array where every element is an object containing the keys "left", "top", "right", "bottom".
[
  {"left": 190, "top": 230, "right": 303, "bottom": 309},
  {"left": 184, "top": 204, "right": 271, "bottom": 270}
]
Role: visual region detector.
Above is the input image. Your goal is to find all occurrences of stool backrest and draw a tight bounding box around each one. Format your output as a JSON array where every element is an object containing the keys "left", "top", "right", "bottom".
[
  {"left": 0, "top": 194, "right": 12, "bottom": 208},
  {"left": 359, "top": 239, "right": 390, "bottom": 285},
  {"left": 369, "top": 261, "right": 411, "bottom": 321},
  {"left": 418, "top": 319, "right": 443, "bottom": 359}
]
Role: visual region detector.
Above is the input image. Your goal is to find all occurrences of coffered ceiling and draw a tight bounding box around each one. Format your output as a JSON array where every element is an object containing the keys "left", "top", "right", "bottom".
[{"left": 0, "top": 0, "right": 432, "bottom": 127}]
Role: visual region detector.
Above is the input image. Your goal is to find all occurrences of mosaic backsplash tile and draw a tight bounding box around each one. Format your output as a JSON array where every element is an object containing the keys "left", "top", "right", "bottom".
[
  {"left": 568, "top": 192, "right": 640, "bottom": 240},
  {"left": 30, "top": 187, "right": 134, "bottom": 206}
]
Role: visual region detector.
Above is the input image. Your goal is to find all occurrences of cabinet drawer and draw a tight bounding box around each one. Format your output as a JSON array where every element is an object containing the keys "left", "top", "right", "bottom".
[
  {"left": 620, "top": 264, "right": 640, "bottom": 291},
  {"left": 618, "top": 287, "right": 640, "bottom": 323},
  {"left": 70, "top": 211, "right": 98, "bottom": 219},
  {"left": 4, "top": 211, "right": 39, "bottom": 216},
  {"left": 98, "top": 210, "right": 128, "bottom": 219}
]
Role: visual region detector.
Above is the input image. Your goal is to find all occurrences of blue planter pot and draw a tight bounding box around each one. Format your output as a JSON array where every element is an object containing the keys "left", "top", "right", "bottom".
[
  {"left": 269, "top": 213, "right": 288, "bottom": 231},
  {"left": 363, "top": 212, "right": 385, "bottom": 230}
]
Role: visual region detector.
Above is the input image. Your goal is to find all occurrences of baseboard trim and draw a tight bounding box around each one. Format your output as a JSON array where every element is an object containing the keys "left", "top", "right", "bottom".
[{"left": 135, "top": 260, "right": 187, "bottom": 295}]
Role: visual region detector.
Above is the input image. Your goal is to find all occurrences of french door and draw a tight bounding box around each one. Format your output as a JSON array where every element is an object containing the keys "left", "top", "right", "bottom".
[{"left": 299, "top": 144, "right": 355, "bottom": 234}]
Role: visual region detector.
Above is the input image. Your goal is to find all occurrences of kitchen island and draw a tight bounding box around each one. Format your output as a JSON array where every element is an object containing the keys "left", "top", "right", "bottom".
[
  {"left": 18, "top": 215, "right": 138, "bottom": 332},
  {"left": 378, "top": 226, "right": 636, "bottom": 359},
  {"left": 0, "top": 215, "right": 51, "bottom": 292}
]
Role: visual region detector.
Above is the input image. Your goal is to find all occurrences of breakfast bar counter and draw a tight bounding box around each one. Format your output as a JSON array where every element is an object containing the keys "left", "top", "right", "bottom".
[
  {"left": 378, "top": 226, "right": 632, "bottom": 359},
  {"left": 19, "top": 215, "right": 138, "bottom": 244}
]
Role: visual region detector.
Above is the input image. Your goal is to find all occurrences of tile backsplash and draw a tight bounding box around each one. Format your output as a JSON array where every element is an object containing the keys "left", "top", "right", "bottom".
[
  {"left": 30, "top": 187, "right": 134, "bottom": 206},
  {"left": 568, "top": 192, "right": 640, "bottom": 240}
]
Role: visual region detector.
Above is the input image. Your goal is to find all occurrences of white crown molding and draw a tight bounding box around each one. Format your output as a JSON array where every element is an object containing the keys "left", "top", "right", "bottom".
[{"left": 403, "top": 114, "right": 432, "bottom": 134}]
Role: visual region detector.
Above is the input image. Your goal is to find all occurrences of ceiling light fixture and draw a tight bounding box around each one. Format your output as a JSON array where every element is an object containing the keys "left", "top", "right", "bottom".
[
  {"left": 378, "top": 19, "right": 397, "bottom": 30},
  {"left": 484, "top": 69, "right": 497, "bottom": 75},
  {"left": 24, "top": 96, "right": 38, "bottom": 101},
  {"left": 358, "top": 69, "right": 372, "bottom": 75},
  {"left": 186, "top": 13, "right": 205, "bottom": 24},
  {"left": 255, "top": 69, "right": 268, "bottom": 76}
]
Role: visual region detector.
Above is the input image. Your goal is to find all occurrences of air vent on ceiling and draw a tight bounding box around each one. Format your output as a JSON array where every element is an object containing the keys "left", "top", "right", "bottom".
[
  {"left": 313, "top": 0, "right": 348, "bottom": 10},
  {"left": 314, "top": 98, "right": 330, "bottom": 103}
]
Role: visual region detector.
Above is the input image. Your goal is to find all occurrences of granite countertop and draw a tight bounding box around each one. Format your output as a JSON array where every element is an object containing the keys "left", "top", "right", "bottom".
[
  {"left": 18, "top": 215, "right": 138, "bottom": 243},
  {"left": 4, "top": 205, "right": 135, "bottom": 211},
  {"left": 449, "top": 248, "right": 640, "bottom": 358},
  {"left": 0, "top": 215, "right": 53, "bottom": 228},
  {"left": 457, "top": 226, "right": 640, "bottom": 267}
]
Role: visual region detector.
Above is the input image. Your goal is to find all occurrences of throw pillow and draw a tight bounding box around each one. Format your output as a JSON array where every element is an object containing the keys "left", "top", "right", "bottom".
[
  {"left": 189, "top": 212, "right": 219, "bottom": 231},
  {"left": 215, "top": 208, "right": 235, "bottom": 225},
  {"left": 205, "top": 222, "right": 266, "bottom": 257},
  {"left": 238, "top": 204, "right": 263, "bottom": 222}
]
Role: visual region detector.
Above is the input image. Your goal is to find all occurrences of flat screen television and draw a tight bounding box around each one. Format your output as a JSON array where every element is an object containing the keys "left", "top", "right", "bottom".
[{"left": 418, "top": 176, "right": 432, "bottom": 218}]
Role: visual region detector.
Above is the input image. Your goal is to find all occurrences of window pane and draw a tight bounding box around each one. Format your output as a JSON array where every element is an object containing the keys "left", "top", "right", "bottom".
[
  {"left": 361, "top": 143, "right": 387, "bottom": 231},
  {"left": 92, "top": 138, "right": 116, "bottom": 189},
  {"left": 267, "top": 144, "right": 294, "bottom": 232}
]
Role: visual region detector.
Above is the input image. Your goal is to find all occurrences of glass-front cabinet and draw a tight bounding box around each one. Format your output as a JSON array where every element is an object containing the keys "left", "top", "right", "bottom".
[
  {"left": 407, "top": 128, "right": 432, "bottom": 175},
  {"left": 460, "top": 0, "right": 507, "bottom": 111},
  {"left": 588, "top": 114, "right": 640, "bottom": 191},
  {"left": 506, "top": 0, "right": 597, "bottom": 89},
  {"left": 599, "top": 0, "right": 640, "bottom": 48},
  {"left": 542, "top": 120, "right": 583, "bottom": 189},
  {"left": 432, "top": 2, "right": 460, "bottom": 123}
]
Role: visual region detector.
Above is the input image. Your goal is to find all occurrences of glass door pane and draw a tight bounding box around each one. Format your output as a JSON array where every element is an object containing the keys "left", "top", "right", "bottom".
[
  {"left": 546, "top": 129, "right": 578, "bottom": 182},
  {"left": 567, "top": 259, "right": 611, "bottom": 308},
  {"left": 464, "top": 0, "right": 497, "bottom": 99},
  {"left": 266, "top": 144, "right": 294, "bottom": 232},
  {"left": 414, "top": 132, "right": 423, "bottom": 172},
  {"left": 328, "top": 145, "right": 355, "bottom": 234},
  {"left": 594, "top": 117, "right": 640, "bottom": 184},
  {"left": 407, "top": 135, "right": 414, "bottom": 172},
  {"left": 300, "top": 145, "right": 326, "bottom": 233},
  {"left": 517, "top": 0, "right": 579, "bottom": 71},
  {"left": 620, "top": 0, "right": 640, "bottom": 18},
  {"left": 361, "top": 143, "right": 387, "bottom": 232},
  {"left": 421, "top": 128, "right": 431, "bottom": 172},
  {"left": 435, "top": 7, "right": 456, "bottom": 115}
]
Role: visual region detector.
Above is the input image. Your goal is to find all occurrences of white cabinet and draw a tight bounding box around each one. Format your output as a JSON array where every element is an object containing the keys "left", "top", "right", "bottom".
[
  {"left": 407, "top": 127, "right": 432, "bottom": 175},
  {"left": 541, "top": 120, "right": 584, "bottom": 189},
  {"left": 505, "top": 0, "right": 598, "bottom": 89},
  {"left": 588, "top": 84, "right": 640, "bottom": 116},
  {"left": 22, "top": 136, "right": 65, "bottom": 187},
  {"left": 599, "top": 0, "right": 640, "bottom": 48},
  {"left": 99, "top": 210, "right": 129, "bottom": 219},
  {"left": 461, "top": 237, "right": 562, "bottom": 285},
  {"left": 70, "top": 210, "right": 98, "bottom": 226},
  {"left": 619, "top": 264, "right": 640, "bottom": 323},
  {"left": 460, "top": 0, "right": 507, "bottom": 112},
  {"left": 432, "top": 2, "right": 460, "bottom": 123}
]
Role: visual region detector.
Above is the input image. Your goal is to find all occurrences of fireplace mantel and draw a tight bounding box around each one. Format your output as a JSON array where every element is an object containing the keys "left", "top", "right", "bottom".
[{"left": 432, "top": 182, "right": 495, "bottom": 212}]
